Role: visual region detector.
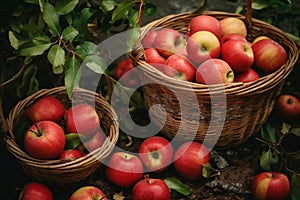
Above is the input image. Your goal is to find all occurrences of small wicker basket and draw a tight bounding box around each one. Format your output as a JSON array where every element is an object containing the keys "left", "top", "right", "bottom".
[
  {"left": 5, "top": 86, "right": 119, "bottom": 185},
  {"left": 131, "top": 8, "right": 298, "bottom": 148}
]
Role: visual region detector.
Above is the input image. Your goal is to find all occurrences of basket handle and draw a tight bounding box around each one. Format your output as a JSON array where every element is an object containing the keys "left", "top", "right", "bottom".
[{"left": 245, "top": 0, "right": 252, "bottom": 31}]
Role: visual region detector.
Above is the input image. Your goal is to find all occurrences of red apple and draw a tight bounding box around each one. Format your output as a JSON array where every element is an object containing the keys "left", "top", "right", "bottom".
[
  {"left": 142, "top": 29, "right": 158, "bottom": 48},
  {"left": 186, "top": 30, "right": 220, "bottom": 64},
  {"left": 131, "top": 176, "right": 171, "bottom": 200},
  {"left": 58, "top": 149, "right": 84, "bottom": 160},
  {"left": 252, "top": 35, "right": 270, "bottom": 44},
  {"left": 114, "top": 57, "right": 140, "bottom": 87},
  {"left": 186, "top": 15, "right": 222, "bottom": 40},
  {"left": 153, "top": 28, "right": 186, "bottom": 58},
  {"left": 234, "top": 68, "right": 260, "bottom": 83},
  {"left": 164, "top": 53, "right": 196, "bottom": 82},
  {"left": 174, "top": 141, "right": 210, "bottom": 180},
  {"left": 138, "top": 136, "right": 173, "bottom": 173},
  {"left": 195, "top": 58, "right": 234, "bottom": 85},
  {"left": 24, "top": 120, "right": 65, "bottom": 159},
  {"left": 273, "top": 94, "right": 300, "bottom": 123},
  {"left": 252, "top": 172, "right": 290, "bottom": 200},
  {"left": 221, "top": 40, "right": 254, "bottom": 73},
  {"left": 220, "top": 33, "right": 247, "bottom": 45},
  {"left": 82, "top": 130, "right": 105, "bottom": 152},
  {"left": 26, "top": 95, "right": 65, "bottom": 124},
  {"left": 19, "top": 182, "right": 54, "bottom": 200},
  {"left": 144, "top": 47, "right": 166, "bottom": 72},
  {"left": 252, "top": 38, "right": 287, "bottom": 75},
  {"left": 69, "top": 185, "right": 107, "bottom": 200},
  {"left": 105, "top": 151, "right": 144, "bottom": 188},
  {"left": 64, "top": 103, "right": 100, "bottom": 137},
  {"left": 219, "top": 17, "right": 247, "bottom": 37}
]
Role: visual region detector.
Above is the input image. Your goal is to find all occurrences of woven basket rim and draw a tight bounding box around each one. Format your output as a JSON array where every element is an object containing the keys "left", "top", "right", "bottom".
[
  {"left": 5, "top": 86, "right": 119, "bottom": 169},
  {"left": 133, "top": 11, "right": 299, "bottom": 96}
]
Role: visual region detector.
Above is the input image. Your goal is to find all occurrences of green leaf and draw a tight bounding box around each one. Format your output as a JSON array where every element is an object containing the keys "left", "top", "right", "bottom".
[
  {"left": 73, "top": 8, "right": 95, "bottom": 40},
  {"left": 84, "top": 55, "right": 107, "bottom": 74},
  {"left": 75, "top": 41, "right": 98, "bottom": 60},
  {"left": 39, "top": 0, "right": 61, "bottom": 35},
  {"left": 47, "top": 44, "right": 65, "bottom": 74},
  {"left": 291, "top": 173, "right": 300, "bottom": 200},
  {"left": 260, "top": 148, "right": 279, "bottom": 171},
  {"left": 128, "top": 8, "right": 139, "bottom": 28},
  {"left": 62, "top": 25, "right": 79, "bottom": 42},
  {"left": 100, "top": 0, "right": 117, "bottom": 12},
  {"left": 64, "top": 54, "right": 81, "bottom": 98},
  {"left": 142, "top": 3, "right": 156, "bottom": 16},
  {"left": 16, "top": 35, "right": 51, "bottom": 56},
  {"left": 202, "top": 163, "right": 221, "bottom": 179},
  {"left": 252, "top": 1, "right": 270, "bottom": 10},
  {"left": 8, "top": 31, "right": 21, "bottom": 50},
  {"left": 291, "top": 128, "right": 300, "bottom": 137},
  {"left": 55, "top": 0, "right": 79, "bottom": 15},
  {"left": 260, "top": 122, "right": 278, "bottom": 144},
  {"left": 23, "top": 0, "right": 39, "bottom": 5},
  {"left": 111, "top": 0, "right": 136, "bottom": 24},
  {"left": 16, "top": 64, "right": 39, "bottom": 98},
  {"left": 164, "top": 177, "right": 192, "bottom": 196},
  {"left": 127, "top": 28, "right": 140, "bottom": 52},
  {"left": 281, "top": 122, "right": 291, "bottom": 135},
  {"left": 65, "top": 133, "right": 85, "bottom": 150}
]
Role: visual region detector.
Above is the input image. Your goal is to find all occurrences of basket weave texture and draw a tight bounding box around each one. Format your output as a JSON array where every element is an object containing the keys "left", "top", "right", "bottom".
[
  {"left": 132, "top": 11, "right": 299, "bottom": 148},
  {"left": 5, "top": 86, "right": 119, "bottom": 184}
]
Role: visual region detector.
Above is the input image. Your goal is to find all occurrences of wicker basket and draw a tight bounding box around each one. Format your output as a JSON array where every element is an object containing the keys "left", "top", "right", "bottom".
[
  {"left": 131, "top": 10, "right": 298, "bottom": 148},
  {"left": 5, "top": 86, "right": 119, "bottom": 185}
]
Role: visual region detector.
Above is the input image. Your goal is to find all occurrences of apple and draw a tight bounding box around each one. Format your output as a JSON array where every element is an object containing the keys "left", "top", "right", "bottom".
[
  {"left": 69, "top": 185, "right": 107, "bottom": 200},
  {"left": 186, "top": 14, "right": 222, "bottom": 40},
  {"left": 64, "top": 103, "right": 100, "bottom": 137},
  {"left": 142, "top": 29, "right": 158, "bottom": 48},
  {"left": 114, "top": 57, "right": 140, "bottom": 87},
  {"left": 58, "top": 149, "right": 84, "bottom": 160},
  {"left": 174, "top": 141, "right": 210, "bottom": 180},
  {"left": 273, "top": 94, "right": 300, "bottom": 123},
  {"left": 220, "top": 33, "right": 247, "bottom": 45},
  {"left": 252, "top": 35, "right": 270, "bottom": 44},
  {"left": 138, "top": 136, "right": 173, "bottom": 173},
  {"left": 131, "top": 176, "right": 171, "bottom": 200},
  {"left": 153, "top": 28, "right": 186, "bottom": 58},
  {"left": 82, "top": 130, "right": 105, "bottom": 152},
  {"left": 105, "top": 151, "right": 144, "bottom": 188},
  {"left": 195, "top": 58, "right": 234, "bottom": 85},
  {"left": 221, "top": 39, "right": 254, "bottom": 73},
  {"left": 24, "top": 120, "right": 65, "bottom": 159},
  {"left": 163, "top": 53, "right": 196, "bottom": 82},
  {"left": 252, "top": 38, "right": 287, "bottom": 75},
  {"left": 252, "top": 172, "right": 290, "bottom": 200},
  {"left": 19, "top": 182, "right": 54, "bottom": 200},
  {"left": 219, "top": 17, "right": 247, "bottom": 37},
  {"left": 186, "top": 30, "right": 220, "bottom": 64},
  {"left": 234, "top": 68, "right": 260, "bottom": 83},
  {"left": 144, "top": 47, "right": 166, "bottom": 72},
  {"left": 26, "top": 95, "right": 65, "bottom": 124}
]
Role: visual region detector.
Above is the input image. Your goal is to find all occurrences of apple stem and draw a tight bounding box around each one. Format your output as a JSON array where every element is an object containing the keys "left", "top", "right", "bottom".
[
  {"left": 30, "top": 124, "right": 42, "bottom": 137},
  {"left": 287, "top": 97, "right": 293, "bottom": 104},
  {"left": 144, "top": 174, "right": 150, "bottom": 183}
]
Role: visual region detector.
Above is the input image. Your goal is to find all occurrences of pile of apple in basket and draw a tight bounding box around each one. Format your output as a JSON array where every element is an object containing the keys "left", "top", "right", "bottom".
[{"left": 142, "top": 14, "right": 287, "bottom": 84}]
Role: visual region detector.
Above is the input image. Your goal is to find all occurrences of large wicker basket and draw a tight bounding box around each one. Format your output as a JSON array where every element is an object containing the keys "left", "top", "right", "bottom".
[
  {"left": 131, "top": 10, "right": 298, "bottom": 148},
  {"left": 5, "top": 86, "right": 119, "bottom": 185}
]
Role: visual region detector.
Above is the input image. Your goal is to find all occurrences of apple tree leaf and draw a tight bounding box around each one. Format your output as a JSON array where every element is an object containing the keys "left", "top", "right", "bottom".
[
  {"left": 100, "top": 0, "right": 118, "bottom": 12},
  {"left": 291, "top": 173, "right": 300, "bottom": 200},
  {"left": 16, "top": 64, "right": 39, "bottom": 98},
  {"left": 65, "top": 133, "right": 85, "bottom": 150},
  {"left": 64, "top": 54, "right": 81, "bottom": 98},
  {"left": 39, "top": 0, "right": 61, "bottom": 35},
  {"left": 260, "top": 147, "right": 279, "bottom": 171},
  {"left": 164, "top": 177, "right": 192, "bottom": 196},
  {"left": 73, "top": 8, "right": 95, "bottom": 40},
  {"left": 15, "top": 35, "right": 51, "bottom": 56},
  {"left": 55, "top": 0, "right": 79, "bottom": 15},
  {"left": 260, "top": 122, "right": 278, "bottom": 144},
  {"left": 83, "top": 55, "right": 107, "bottom": 74},
  {"left": 111, "top": 0, "right": 135, "bottom": 24},
  {"left": 290, "top": 128, "right": 300, "bottom": 137},
  {"left": 202, "top": 163, "right": 221, "bottom": 179},
  {"left": 47, "top": 44, "right": 66, "bottom": 74},
  {"left": 75, "top": 41, "right": 98, "bottom": 60},
  {"left": 281, "top": 122, "right": 291, "bottom": 135},
  {"left": 62, "top": 26, "right": 79, "bottom": 42}
]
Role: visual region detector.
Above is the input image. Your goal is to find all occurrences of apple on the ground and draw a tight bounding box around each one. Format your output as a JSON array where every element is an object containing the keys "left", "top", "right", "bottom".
[
  {"left": 234, "top": 68, "right": 260, "bottom": 83},
  {"left": 58, "top": 149, "right": 84, "bottom": 160},
  {"left": 64, "top": 103, "right": 100, "bottom": 137},
  {"left": 105, "top": 151, "right": 144, "bottom": 188},
  {"left": 186, "top": 14, "right": 222, "bottom": 40},
  {"left": 24, "top": 120, "right": 65, "bottom": 159},
  {"left": 195, "top": 58, "right": 234, "bottom": 85},
  {"left": 131, "top": 176, "right": 171, "bottom": 200},
  {"left": 220, "top": 39, "right": 254, "bottom": 73},
  {"left": 186, "top": 30, "right": 220, "bottom": 64},
  {"left": 219, "top": 17, "right": 247, "bottom": 37},
  {"left": 69, "top": 185, "right": 107, "bottom": 200},
  {"left": 273, "top": 93, "right": 300, "bottom": 123},
  {"left": 252, "top": 171, "right": 290, "bottom": 200},
  {"left": 144, "top": 47, "right": 166, "bottom": 72},
  {"left": 138, "top": 136, "right": 173, "bottom": 173},
  {"left": 174, "top": 141, "right": 210, "bottom": 180},
  {"left": 154, "top": 28, "right": 186, "bottom": 58},
  {"left": 19, "top": 182, "right": 54, "bottom": 200},
  {"left": 252, "top": 38, "right": 287, "bottom": 75},
  {"left": 164, "top": 53, "right": 196, "bottom": 82},
  {"left": 26, "top": 95, "right": 65, "bottom": 124}
]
